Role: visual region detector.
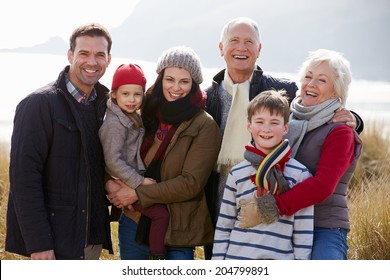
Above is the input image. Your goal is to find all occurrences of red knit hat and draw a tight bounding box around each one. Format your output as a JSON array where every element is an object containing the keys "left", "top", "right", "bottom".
[{"left": 111, "top": 63, "right": 147, "bottom": 90}]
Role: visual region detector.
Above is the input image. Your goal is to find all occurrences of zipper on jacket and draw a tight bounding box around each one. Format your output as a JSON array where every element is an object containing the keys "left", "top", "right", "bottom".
[{"left": 58, "top": 87, "right": 91, "bottom": 251}]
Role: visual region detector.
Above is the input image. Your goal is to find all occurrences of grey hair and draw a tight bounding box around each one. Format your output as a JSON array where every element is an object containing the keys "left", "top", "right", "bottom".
[
  {"left": 220, "top": 17, "right": 260, "bottom": 45},
  {"left": 298, "top": 49, "right": 352, "bottom": 106}
]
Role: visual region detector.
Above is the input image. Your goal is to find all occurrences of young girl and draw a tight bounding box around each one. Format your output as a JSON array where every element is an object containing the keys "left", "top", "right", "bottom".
[{"left": 99, "top": 64, "right": 169, "bottom": 259}]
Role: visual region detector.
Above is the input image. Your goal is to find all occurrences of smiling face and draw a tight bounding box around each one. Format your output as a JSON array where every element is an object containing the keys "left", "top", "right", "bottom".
[
  {"left": 219, "top": 22, "right": 261, "bottom": 83},
  {"left": 67, "top": 35, "right": 111, "bottom": 95},
  {"left": 247, "top": 108, "right": 288, "bottom": 155},
  {"left": 162, "top": 67, "right": 193, "bottom": 102},
  {"left": 111, "top": 84, "right": 144, "bottom": 114},
  {"left": 300, "top": 61, "right": 338, "bottom": 106}
]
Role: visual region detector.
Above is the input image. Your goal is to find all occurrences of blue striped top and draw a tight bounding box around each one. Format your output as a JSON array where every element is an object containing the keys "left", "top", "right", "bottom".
[{"left": 212, "top": 158, "right": 313, "bottom": 260}]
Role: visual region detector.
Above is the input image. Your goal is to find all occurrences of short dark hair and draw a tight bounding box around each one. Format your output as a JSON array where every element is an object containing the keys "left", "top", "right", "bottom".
[
  {"left": 69, "top": 23, "right": 112, "bottom": 54},
  {"left": 247, "top": 90, "right": 290, "bottom": 124}
]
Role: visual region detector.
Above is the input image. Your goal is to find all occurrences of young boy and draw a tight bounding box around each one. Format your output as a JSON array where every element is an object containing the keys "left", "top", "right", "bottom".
[
  {"left": 99, "top": 64, "right": 169, "bottom": 260},
  {"left": 212, "top": 90, "right": 313, "bottom": 260}
]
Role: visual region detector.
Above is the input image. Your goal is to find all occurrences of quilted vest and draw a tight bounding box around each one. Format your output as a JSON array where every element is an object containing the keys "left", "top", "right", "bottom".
[{"left": 294, "top": 123, "right": 362, "bottom": 231}]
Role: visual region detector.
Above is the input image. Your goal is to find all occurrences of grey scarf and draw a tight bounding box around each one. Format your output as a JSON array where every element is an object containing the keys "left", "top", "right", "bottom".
[{"left": 285, "top": 96, "right": 341, "bottom": 157}]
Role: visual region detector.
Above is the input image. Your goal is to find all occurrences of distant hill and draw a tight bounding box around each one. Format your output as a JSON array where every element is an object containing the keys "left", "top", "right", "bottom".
[
  {"left": 108, "top": 0, "right": 390, "bottom": 81},
  {"left": 0, "top": 36, "right": 67, "bottom": 55},
  {"left": 2, "top": 0, "right": 389, "bottom": 81}
]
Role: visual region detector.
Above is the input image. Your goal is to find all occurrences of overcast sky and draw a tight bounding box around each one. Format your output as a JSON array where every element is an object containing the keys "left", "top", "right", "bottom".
[
  {"left": 3, "top": 0, "right": 388, "bottom": 49},
  {"left": 1, "top": 0, "right": 140, "bottom": 48},
  {"left": 1, "top": 0, "right": 389, "bottom": 81}
]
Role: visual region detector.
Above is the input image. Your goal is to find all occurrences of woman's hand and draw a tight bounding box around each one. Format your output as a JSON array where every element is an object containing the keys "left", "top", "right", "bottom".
[
  {"left": 107, "top": 180, "right": 138, "bottom": 208},
  {"left": 329, "top": 107, "right": 356, "bottom": 129}
]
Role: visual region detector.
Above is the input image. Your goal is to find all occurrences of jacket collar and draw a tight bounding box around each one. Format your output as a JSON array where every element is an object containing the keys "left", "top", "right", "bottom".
[{"left": 56, "top": 66, "right": 109, "bottom": 101}]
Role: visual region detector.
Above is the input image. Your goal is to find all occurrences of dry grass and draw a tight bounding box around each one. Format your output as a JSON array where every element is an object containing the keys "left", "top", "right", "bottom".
[
  {"left": 347, "top": 173, "right": 390, "bottom": 259},
  {"left": 1, "top": 120, "right": 389, "bottom": 260},
  {"left": 0, "top": 143, "right": 22, "bottom": 260},
  {"left": 347, "top": 121, "right": 390, "bottom": 260}
]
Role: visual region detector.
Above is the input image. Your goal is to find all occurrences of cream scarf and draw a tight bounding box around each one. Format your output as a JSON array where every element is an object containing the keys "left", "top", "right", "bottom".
[{"left": 217, "top": 71, "right": 252, "bottom": 166}]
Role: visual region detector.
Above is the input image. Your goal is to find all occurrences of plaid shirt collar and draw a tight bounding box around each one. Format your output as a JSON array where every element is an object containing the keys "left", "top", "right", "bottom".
[{"left": 65, "top": 74, "right": 97, "bottom": 104}]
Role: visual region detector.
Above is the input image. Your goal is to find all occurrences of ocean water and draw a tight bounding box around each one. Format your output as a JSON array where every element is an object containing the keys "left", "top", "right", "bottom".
[{"left": 1, "top": 52, "right": 389, "bottom": 143}]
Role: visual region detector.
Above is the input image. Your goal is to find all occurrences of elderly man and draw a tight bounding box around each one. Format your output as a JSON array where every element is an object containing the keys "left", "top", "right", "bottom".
[{"left": 203, "top": 17, "right": 363, "bottom": 259}]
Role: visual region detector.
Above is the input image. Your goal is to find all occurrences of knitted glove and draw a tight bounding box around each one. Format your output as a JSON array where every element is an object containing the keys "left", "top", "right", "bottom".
[
  {"left": 238, "top": 194, "right": 279, "bottom": 228},
  {"left": 256, "top": 194, "right": 279, "bottom": 223},
  {"left": 238, "top": 198, "right": 261, "bottom": 228}
]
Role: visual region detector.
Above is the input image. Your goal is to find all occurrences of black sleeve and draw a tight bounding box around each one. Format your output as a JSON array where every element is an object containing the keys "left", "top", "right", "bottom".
[{"left": 351, "top": 111, "right": 364, "bottom": 134}]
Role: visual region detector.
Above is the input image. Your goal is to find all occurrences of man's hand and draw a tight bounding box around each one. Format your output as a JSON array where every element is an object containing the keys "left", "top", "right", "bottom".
[
  {"left": 31, "top": 249, "right": 56, "bottom": 260},
  {"left": 330, "top": 107, "right": 356, "bottom": 129}
]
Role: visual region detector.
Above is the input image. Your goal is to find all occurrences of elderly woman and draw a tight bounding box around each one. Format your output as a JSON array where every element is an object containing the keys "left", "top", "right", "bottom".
[
  {"left": 238, "top": 49, "right": 362, "bottom": 260},
  {"left": 107, "top": 46, "right": 222, "bottom": 260}
]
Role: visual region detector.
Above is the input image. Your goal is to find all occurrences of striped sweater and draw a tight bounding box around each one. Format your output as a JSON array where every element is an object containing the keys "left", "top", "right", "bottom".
[{"left": 212, "top": 158, "right": 313, "bottom": 260}]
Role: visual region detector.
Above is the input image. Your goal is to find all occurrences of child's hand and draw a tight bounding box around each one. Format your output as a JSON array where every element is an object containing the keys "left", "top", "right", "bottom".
[
  {"left": 126, "top": 204, "right": 135, "bottom": 211},
  {"left": 105, "top": 179, "right": 121, "bottom": 194},
  {"left": 142, "top": 177, "right": 156, "bottom": 185}
]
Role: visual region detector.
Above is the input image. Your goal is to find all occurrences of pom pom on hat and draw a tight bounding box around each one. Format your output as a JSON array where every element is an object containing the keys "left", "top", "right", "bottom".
[
  {"left": 156, "top": 46, "right": 203, "bottom": 84},
  {"left": 111, "top": 63, "right": 147, "bottom": 90}
]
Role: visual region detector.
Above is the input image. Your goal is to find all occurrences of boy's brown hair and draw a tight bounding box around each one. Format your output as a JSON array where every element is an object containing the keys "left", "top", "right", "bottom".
[{"left": 247, "top": 90, "right": 290, "bottom": 124}]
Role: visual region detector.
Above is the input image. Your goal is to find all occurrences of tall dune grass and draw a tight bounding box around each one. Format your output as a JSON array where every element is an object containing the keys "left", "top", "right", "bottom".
[
  {"left": 1, "top": 120, "right": 389, "bottom": 260},
  {"left": 347, "top": 121, "right": 390, "bottom": 260}
]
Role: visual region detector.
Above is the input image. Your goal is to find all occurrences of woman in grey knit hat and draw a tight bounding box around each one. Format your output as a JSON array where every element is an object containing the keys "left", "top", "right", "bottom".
[{"left": 107, "top": 46, "right": 222, "bottom": 260}]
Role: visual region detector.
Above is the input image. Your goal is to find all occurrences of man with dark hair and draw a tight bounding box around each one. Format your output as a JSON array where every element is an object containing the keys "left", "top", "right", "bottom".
[{"left": 6, "top": 23, "right": 113, "bottom": 260}]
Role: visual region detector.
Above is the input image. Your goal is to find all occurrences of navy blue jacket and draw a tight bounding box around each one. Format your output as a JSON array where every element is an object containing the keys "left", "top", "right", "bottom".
[
  {"left": 6, "top": 66, "right": 113, "bottom": 259},
  {"left": 205, "top": 66, "right": 298, "bottom": 128}
]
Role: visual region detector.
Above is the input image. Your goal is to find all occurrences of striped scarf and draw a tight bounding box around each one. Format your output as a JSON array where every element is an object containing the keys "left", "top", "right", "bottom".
[{"left": 244, "top": 140, "right": 292, "bottom": 197}]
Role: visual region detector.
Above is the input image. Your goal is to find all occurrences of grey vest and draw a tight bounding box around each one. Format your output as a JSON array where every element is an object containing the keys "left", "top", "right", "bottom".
[{"left": 294, "top": 123, "right": 362, "bottom": 231}]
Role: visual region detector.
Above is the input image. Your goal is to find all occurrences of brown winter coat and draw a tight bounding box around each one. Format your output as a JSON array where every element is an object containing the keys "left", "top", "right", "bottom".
[{"left": 135, "top": 110, "right": 222, "bottom": 247}]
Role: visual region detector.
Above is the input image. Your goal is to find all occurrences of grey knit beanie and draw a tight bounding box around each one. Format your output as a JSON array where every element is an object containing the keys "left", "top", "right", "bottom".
[{"left": 156, "top": 46, "right": 203, "bottom": 84}]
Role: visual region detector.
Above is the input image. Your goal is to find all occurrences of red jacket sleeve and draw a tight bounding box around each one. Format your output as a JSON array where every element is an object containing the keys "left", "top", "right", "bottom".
[{"left": 275, "top": 125, "right": 356, "bottom": 216}]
